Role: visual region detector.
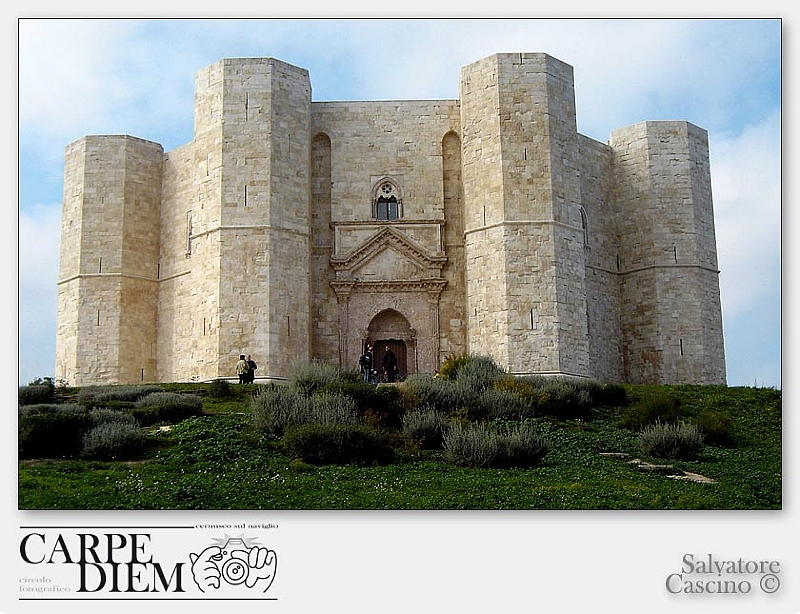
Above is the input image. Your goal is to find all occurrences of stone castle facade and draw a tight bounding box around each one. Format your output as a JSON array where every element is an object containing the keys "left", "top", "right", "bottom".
[{"left": 55, "top": 52, "right": 726, "bottom": 387}]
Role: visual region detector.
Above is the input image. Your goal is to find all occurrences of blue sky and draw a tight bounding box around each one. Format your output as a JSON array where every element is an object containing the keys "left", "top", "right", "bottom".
[{"left": 16, "top": 18, "right": 782, "bottom": 387}]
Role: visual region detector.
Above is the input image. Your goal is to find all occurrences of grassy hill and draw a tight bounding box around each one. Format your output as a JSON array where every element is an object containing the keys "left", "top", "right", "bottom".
[{"left": 18, "top": 365, "right": 781, "bottom": 510}]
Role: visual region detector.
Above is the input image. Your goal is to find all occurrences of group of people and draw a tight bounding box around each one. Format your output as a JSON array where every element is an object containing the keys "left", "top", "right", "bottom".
[
  {"left": 237, "top": 346, "right": 398, "bottom": 385},
  {"left": 358, "top": 344, "right": 399, "bottom": 384},
  {"left": 235, "top": 354, "right": 258, "bottom": 383}
]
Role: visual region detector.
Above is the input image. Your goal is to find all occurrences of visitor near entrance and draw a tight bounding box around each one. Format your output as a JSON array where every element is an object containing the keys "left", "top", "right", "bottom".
[
  {"left": 382, "top": 346, "right": 398, "bottom": 383},
  {"left": 359, "top": 345, "right": 373, "bottom": 383}
]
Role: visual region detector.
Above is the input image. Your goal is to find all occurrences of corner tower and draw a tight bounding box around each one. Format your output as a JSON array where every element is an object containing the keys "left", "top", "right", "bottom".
[
  {"left": 56, "top": 135, "right": 163, "bottom": 386},
  {"left": 460, "top": 53, "right": 589, "bottom": 376},
  {"left": 610, "top": 121, "right": 726, "bottom": 384},
  {"left": 195, "top": 58, "right": 313, "bottom": 378}
]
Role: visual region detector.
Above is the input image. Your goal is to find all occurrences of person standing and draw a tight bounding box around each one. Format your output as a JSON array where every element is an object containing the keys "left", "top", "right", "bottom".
[
  {"left": 381, "top": 345, "right": 398, "bottom": 383},
  {"left": 359, "top": 345, "right": 373, "bottom": 383},
  {"left": 236, "top": 354, "right": 250, "bottom": 384},
  {"left": 246, "top": 354, "right": 258, "bottom": 383}
]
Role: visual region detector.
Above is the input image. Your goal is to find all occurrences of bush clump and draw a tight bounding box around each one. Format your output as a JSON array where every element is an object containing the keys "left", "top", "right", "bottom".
[
  {"left": 81, "top": 422, "right": 145, "bottom": 461},
  {"left": 444, "top": 422, "right": 550, "bottom": 469},
  {"left": 282, "top": 423, "right": 395, "bottom": 466},
  {"left": 591, "top": 383, "right": 629, "bottom": 407},
  {"left": 638, "top": 420, "right": 704, "bottom": 460},
  {"left": 89, "top": 408, "right": 140, "bottom": 426},
  {"left": 78, "top": 385, "right": 165, "bottom": 407},
  {"left": 401, "top": 373, "right": 469, "bottom": 415},
  {"left": 535, "top": 379, "right": 594, "bottom": 420},
  {"left": 452, "top": 354, "right": 507, "bottom": 393},
  {"left": 19, "top": 383, "right": 54, "bottom": 406},
  {"left": 252, "top": 386, "right": 360, "bottom": 436},
  {"left": 288, "top": 360, "right": 354, "bottom": 397},
  {"left": 19, "top": 404, "right": 92, "bottom": 459},
  {"left": 402, "top": 407, "right": 452, "bottom": 449},
  {"left": 438, "top": 353, "right": 472, "bottom": 381},
  {"left": 316, "top": 379, "right": 405, "bottom": 429},
  {"left": 207, "top": 378, "right": 234, "bottom": 399},
  {"left": 469, "top": 388, "right": 533, "bottom": 422},
  {"left": 130, "top": 392, "right": 204, "bottom": 426},
  {"left": 695, "top": 408, "right": 735, "bottom": 446},
  {"left": 620, "top": 392, "right": 686, "bottom": 430}
]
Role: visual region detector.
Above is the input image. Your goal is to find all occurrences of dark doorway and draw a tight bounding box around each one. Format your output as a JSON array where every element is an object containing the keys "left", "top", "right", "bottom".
[{"left": 373, "top": 339, "right": 407, "bottom": 381}]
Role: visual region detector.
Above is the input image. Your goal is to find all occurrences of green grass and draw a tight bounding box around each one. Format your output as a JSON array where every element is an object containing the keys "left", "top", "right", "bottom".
[{"left": 17, "top": 383, "right": 781, "bottom": 510}]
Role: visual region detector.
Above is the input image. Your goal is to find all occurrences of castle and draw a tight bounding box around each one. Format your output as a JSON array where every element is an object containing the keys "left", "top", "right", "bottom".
[{"left": 55, "top": 52, "right": 726, "bottom": 387}]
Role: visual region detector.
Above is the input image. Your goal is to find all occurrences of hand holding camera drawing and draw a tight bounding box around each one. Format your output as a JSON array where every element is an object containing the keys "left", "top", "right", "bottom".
[{"left": 190, "top": 538, "right": 277, "bottom": 593}]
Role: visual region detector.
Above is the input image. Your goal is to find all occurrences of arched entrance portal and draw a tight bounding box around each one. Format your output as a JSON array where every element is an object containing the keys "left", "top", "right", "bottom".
[{"left": 365, "top": 309, "right": 415, "bottom": 379}]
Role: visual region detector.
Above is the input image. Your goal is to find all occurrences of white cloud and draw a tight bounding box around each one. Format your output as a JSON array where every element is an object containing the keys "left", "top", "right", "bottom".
[
  {"left": 711, "top": 110, "right": 781, "bottom": 323},
  {"left": 19, "top": 20, "right": 133, "bottom": 135},
  {"left": 18, "top": 204, "right": 61, "bottom": 384}
]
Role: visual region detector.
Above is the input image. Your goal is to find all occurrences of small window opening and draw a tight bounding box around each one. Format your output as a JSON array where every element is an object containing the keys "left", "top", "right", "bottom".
[
  {"left": 373, "top": 180, "right": 402, "bottom": 220},
  {"left": 579, "top": 207, "right": 588, "bottom": 245},
  {"left": 376, "top": 196, "right": 398, "bottom": 221}
]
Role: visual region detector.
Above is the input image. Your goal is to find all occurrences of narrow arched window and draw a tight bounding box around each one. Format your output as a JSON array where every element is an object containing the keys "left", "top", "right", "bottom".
[
  {"left": 373, "top": 179, "right": 403, "bottom": 221},
  {"left": 579, "top": 206, "right": 588, "bottom": 245}
]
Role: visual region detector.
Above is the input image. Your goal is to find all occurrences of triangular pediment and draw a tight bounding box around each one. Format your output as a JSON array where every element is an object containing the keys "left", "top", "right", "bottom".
[
  {"left": 352, "top": 244, "right": 427, "bottom": 281},
  {"left": 330, "top": 227, "right": 446, "bottom": 277}
]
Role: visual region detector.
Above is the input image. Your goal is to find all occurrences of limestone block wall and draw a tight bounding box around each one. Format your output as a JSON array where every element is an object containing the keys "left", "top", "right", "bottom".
[
  {"left": 578, "top": 135, "right": 623, "bottom": 382},
  {"left": 156, "top": 58, "right": 314, "bottom": 381},
  {"left": 439, "top": 130, "right": 467, "bottom": 362},
  {"left": 309, "top": 132, "right": 339, "bottom": 363},
  {"left": 311, "top": 100, "right": 459, "bottom": 224},
  {"left": 310, "top": 99, "right": 460, "bottom": 373},
  {"left": 460, "top": 53, "right": 589, "bottom": 376},
  {"left": 56, "top": 135, "right": 163, "bottom": 386},
  {"left": 157, "top": 141, "right": 217, "bottom": 382},
  {"left": 609, "top": 121, "right": 726, "bottom": 384}
]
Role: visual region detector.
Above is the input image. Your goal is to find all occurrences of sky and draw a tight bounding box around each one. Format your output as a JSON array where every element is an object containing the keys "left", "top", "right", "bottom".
[{"left": 16, "top": 17, "right": 782, "bottom": 388}]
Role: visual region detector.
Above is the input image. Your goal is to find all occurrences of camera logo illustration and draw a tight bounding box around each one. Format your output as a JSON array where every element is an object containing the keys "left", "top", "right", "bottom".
[{"left": 189, "top": 536, "right": 277, "bottom": 594}]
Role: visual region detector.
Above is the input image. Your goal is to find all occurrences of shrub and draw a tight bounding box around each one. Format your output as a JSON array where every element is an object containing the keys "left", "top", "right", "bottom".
[
  {"left": 207, "top": 378, "right": 234, "bottom": 399},
  {"left": 494, "top": 422, "right": 551, "bottom": 469},
  {"left": 18, "top": 404, "right": 92, "bottom": 459},
  {"left": 131, "top": 392, "right": 204, "bottom": 426},
  {"left": 444, "top": 422, "right": 549, "bottom": 469},
  {"left": 591, "top": 383, "right": 629, "bottom": 407},
  {"left": 81, "top": 422, "right": 145, "bottom": 461},
  {"left": 288, "top": 360, "right": 354, "bottom": 397},
  {"left": 78, "top": 385, "right": 164, "bottom": 407},
  {"left": 696, "top": 408, "right": 735, "bottom": 446},
  {"left": 470, "top": 388, "right": 532, "bottom": 422},
  {"left": 444, "top": 423, "right": 498, "bottom": 468},
  {"left": 494, "top": 377, "right": 538, "bottom": 401},
  {"left": 638, "top": 420, "right": 704, "bottom": 460},
  {"left": 282, "top": 423, "right": 395, "bottom": 466},
  {"left": 453, "top": 354, "right": 507, "bottom": 393},
  {"left": 401, "top": 374, "right": 469, "bottom": 415},
  {"left": 536, "top": 379, "right": 593, "bottom": 420},
  {"left": 19, "top": 383, "right": 54, "bottom": 406},
  {"left": 89, "top": 408, "right": 139, "bottom": 426},
  {"left": 402, "top": 407, "right": 452, "bottom": 449},
  {"left": 252, "top": 386, "right": 359, "bottom": 436},
  {"left": 438, "top": 353, "right": 472, "bottom": 381},
  {"left": 317, "top": 379, "right": 405, "bottom": 429},
  {"left": 620, "top": 392, "right": 685, "bottom": 430}
]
